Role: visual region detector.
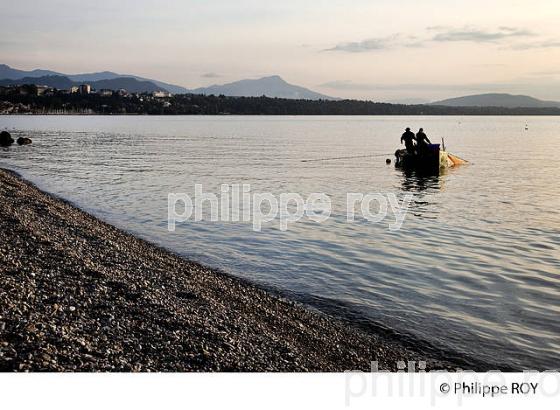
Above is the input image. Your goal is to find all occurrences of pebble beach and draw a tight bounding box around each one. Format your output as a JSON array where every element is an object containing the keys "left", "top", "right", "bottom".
[{"left": 0, "top": 167, "right": 459, "bottom": 371}]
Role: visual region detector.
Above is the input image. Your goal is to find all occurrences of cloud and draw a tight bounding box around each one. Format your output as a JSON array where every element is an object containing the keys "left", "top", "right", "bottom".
[
  {"left": 324, "top": 35, "right": 416, "bottom": 52},
  {"left": 511, "top": 40, "right": 560, "bottom": 50},
  {"left": 431, "top": 27, "right": 535, "bottom": 43},
  {"left": 201, "top": 72, "right": 221, "bottom": 78},
  {"left": 325, "top": 26, "right": 541, "bottom": 53},
  {"left": 429, "top": 26, "right": 560, "bottom": 50}
]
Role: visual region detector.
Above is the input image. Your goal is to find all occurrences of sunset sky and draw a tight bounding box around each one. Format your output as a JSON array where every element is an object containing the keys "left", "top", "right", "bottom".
[{"left": 2, "top": 0, "right": 560, "bottom": 101}]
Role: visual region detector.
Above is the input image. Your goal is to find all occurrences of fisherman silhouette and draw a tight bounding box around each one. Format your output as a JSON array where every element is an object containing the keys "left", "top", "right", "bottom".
[
  {"left": 400, "top": 127, "right": 416, "bottom": 154},
  {"left": 415, "top": 128, "right": 431, "bottom": 153}
]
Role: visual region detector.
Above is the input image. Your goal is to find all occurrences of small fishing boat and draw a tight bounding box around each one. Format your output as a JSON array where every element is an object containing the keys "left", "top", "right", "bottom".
[{"left": 394, "top": 141, "right": 467, "bottom": 173}]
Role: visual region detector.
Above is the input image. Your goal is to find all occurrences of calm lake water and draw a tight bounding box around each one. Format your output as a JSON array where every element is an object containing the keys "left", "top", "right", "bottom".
[{"left": 1, "top": 115, "right": 559, "bottom": 370}]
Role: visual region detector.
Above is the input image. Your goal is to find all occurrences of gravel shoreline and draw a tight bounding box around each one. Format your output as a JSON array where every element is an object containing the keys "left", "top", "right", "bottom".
[{"left": 0, "top": 168, "right": 457, "bottom": 371}]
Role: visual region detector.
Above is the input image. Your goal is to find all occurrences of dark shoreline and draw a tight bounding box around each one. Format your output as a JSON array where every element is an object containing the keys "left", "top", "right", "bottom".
[
  {"left": 1, "top": 167, "right": 479, "bottom": 372},
  {"left": 3, "top": 92, "right": 560, "bottom": 116},
  {"left": 4, "top": 112, "right": 560, "bottom": 116}
]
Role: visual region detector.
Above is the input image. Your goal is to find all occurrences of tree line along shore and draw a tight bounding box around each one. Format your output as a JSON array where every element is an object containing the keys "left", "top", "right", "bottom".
[{"left": 2, "top": 91, "right": 560, "bottom": 115}]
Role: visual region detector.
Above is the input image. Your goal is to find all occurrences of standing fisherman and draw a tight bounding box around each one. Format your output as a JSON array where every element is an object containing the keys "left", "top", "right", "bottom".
[
  {"left": 415, "top": 128, "right": 431, "bottom": 153},
  {"left": 401, "top": 127, "right": 416, "bottom": 154}
]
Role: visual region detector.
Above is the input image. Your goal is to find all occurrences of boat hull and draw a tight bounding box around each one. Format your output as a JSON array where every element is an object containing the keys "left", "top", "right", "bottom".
[{"left": 395, "top": 145, "right": 451, "bottom": 173}]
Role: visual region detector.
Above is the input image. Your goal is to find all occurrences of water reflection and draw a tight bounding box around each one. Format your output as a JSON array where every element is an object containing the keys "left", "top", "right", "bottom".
[
  {"left": 399, "top": 166, "right": 446, "bottom": 192},
  {"left": 397, "top": 168, "right": 445, "bottom": 219}
]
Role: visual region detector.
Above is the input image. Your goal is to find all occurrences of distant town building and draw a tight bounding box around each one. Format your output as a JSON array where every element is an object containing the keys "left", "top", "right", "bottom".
[
  {"left": 79, "top": 84, "right": 91, "bottom": 95},
  {"left": 35, "top": 85, "right": 49, "bottom": 96},
  {"left": 98, "top": 89, "right": 113, "bottom": 97},
  {"left": 152, "top": 90, "right": 172, "bottom": 98},
  {"left": 70, "top": 86, "right": 80, "bottom": 94},
  {"left": 116, "top": 89, "right": 129, "bottom": 97}
]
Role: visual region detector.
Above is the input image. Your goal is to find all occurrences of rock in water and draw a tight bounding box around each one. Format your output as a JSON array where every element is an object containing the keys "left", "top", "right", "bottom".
[
  {"left": 17, "top": 137, "right": 32, "bottom": 145},
  {"left": 0, "top": 131, "right": 14, "bottom": 146}
]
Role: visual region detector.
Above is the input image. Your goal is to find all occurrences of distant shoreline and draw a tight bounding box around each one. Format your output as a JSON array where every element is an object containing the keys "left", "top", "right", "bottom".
[
  {"left": 0, "top": 167, "right": 477, "bottom": 372},
  {"left": 4, "top": 112, "right": 560, "bottom": 116},
  {"left": 3, "top": 93, "right": 560, "bottom": 116}
]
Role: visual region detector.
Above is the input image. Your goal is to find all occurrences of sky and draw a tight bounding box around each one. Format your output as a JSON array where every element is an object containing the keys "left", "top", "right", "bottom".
[{"left": 1, "top": 0, "right": 560, "bottom": 102}]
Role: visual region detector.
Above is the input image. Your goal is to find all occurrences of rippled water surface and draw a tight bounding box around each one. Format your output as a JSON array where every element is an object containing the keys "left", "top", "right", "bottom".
[{"left": 1, "top": 115, "right": 559, "bottom": 369}]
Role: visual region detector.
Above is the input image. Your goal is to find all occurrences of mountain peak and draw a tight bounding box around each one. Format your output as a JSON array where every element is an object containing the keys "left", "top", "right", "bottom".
[
  {"left": 193, "top": 75, "right": 335, "bottom": 100},
  {"left": 260, "top": 75, "right": 285, "bottom": 82}
]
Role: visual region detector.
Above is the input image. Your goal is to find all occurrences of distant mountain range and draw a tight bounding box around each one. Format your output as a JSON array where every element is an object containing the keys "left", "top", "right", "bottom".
[
  {"left": 4, "top": 65, "right": 559, "bottom": 105},
  {"left": 0, "top": 64, "right": 334, "bottom": 99},
  {"left": 0, "top": 75, "right": 165, "bottom": 93},
  {"left": 192, "top": 75, "right": 335, "bottom": 100},
  {"left": 0, "top": 64, "right": 187, "bottom": 94},
  {"left": 431, "top": 93, "right": 560, "bottom": 108}
]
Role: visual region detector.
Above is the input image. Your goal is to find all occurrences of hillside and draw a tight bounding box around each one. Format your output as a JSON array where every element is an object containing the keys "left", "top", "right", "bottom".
[{"left": 431, "top": 93, "right": 560, "bottom": 108}]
